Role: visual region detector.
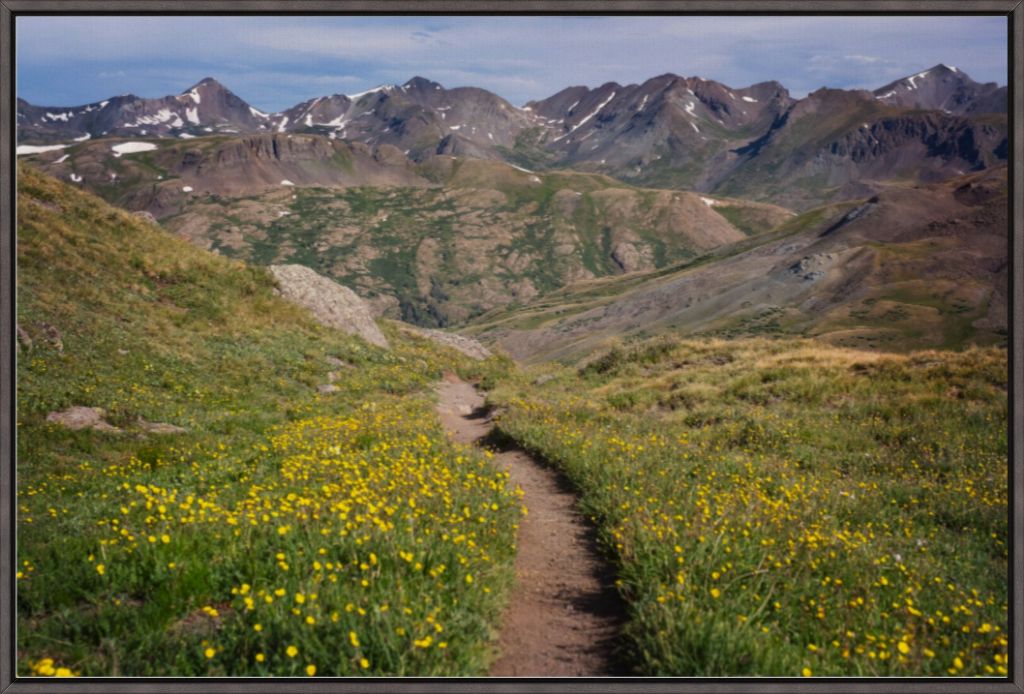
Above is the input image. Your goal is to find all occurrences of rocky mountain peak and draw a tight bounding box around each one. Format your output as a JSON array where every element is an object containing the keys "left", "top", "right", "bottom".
[
  {"left": 404, "top": 76, "right": 443, "bottom": 92},
  {"left": 871, "top": 64, "right": 1005, "bottom": 114}
]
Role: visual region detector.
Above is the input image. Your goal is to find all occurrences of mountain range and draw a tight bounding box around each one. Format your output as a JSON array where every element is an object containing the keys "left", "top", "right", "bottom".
[
  {"left": 17, "top": 64, "right": 1007, "bottom": 209},
  {"left": 15, "top": 64, "right": 1008, "bottom": 347}
]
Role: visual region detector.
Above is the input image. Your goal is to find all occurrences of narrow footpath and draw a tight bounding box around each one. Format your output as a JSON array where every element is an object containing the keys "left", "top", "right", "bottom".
[{"left": 436, "top": 375, "right": 625, "bottom": 676}]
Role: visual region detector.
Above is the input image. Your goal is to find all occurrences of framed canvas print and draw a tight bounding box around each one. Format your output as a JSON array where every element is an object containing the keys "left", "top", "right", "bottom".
[{"left": 1, "top": 2, "right": 1020, "bottom": 692}]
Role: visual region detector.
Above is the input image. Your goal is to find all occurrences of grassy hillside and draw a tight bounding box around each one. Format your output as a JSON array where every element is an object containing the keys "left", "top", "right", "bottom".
[
  {"left": 488, "top": 336, "right": 1008, "bottom": 676},
  {"left": 15, "top": 165, "right": 519, "bottom": 677}
]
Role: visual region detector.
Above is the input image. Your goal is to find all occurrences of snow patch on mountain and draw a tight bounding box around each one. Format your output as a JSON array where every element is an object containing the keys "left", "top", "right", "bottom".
[
  {"left": 348, "top": 85, "right": 393, "bottom": 100},
  {"left": 17, "top": 143, "right": 68, "bottom": 155},
  {"left": 555, "top": 91, "right": 616, "bottom": 141},
  {"left": 111, "top": 142, "right": 158, "bottom": 157}
]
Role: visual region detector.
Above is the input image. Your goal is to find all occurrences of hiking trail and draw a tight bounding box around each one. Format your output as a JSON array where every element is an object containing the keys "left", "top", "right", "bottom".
[{"left": 436, "top": 375, "right": 625, "bottom": 676}]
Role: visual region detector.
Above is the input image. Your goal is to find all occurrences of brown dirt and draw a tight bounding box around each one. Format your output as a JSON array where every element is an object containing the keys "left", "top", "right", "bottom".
[{"left": 436, "top": 379, "right": 626, "bottom": 677}]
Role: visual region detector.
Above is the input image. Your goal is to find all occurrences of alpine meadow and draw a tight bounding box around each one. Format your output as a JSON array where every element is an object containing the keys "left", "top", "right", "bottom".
[{"left": 11, "top": 14, "right": 1012, "bottom": 681}]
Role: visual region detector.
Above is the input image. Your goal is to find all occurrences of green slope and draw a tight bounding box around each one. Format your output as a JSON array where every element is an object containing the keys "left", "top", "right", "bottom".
[{"left": 15, "top": 165, "right": 518, "bottom": 677}]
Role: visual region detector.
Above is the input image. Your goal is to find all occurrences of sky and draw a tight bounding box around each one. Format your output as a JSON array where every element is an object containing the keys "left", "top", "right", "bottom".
[{"left": 17, "top": 15, "right": 1008, "bottom": 111}]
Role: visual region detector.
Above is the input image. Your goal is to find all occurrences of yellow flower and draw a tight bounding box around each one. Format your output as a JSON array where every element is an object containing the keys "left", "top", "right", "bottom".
[
  {"left": 255, "top": 653, "right": 265, "bottom": 663},
  {"left": 295, "top": 593, "right": 306, "bottom": 604},
  {"left": 253, "top": 623, "right": 262, "bottom": 632},
  {"left": 95, "top": 564, "right": 106, "bottom": 576},
  {"left": 349, "top": 631, "right": 360, "bottom": 648},
  {"left": 710, "top": 588, "right": 721, "bottom": 599},
  {"left": 305, "top": 616, "right": 316, "bottom": 625},
  {"left": 204, "top": 647, "right": 215, "bottom": 659},
  {"left": 160, "top": 534, "right": 170, "bottom": 544},
  {"left": 802, "top": 667, "right": 812, "bottom": 677},
  {"left": 305, "top": 664, "right": 316, "bottom": 676},
  {"left": 360, "top": 657, "right": 370, "bottom": 669},
  {"left": 286, "top": 645, "right": 298, "bottom": 658},
  {"left": 898, "top": 641, "right": 910, "bottom": 655}
]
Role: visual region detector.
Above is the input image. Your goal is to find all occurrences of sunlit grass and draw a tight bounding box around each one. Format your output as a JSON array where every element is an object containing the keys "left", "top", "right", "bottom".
[
  {"left": 489, "top": 337, "right": 1008, "bottom": 676},
  {"left": 16, "top": 166, "right": 518, "bottom": 676}
]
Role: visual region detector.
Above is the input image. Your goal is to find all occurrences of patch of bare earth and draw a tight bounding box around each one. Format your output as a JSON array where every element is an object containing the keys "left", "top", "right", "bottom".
[{"left": 436, "top": 378, "right": 625, "bottom": 676}]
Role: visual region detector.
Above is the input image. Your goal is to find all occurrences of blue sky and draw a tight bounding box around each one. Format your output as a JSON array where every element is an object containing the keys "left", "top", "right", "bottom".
[{"left": 17, "top": 15, "right": 1008, "bottom": 111}]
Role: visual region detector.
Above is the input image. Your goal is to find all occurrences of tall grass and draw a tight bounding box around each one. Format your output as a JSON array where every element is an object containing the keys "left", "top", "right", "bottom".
[{"left": 490, "top": 337, "right": 1008, "bottom": 676}]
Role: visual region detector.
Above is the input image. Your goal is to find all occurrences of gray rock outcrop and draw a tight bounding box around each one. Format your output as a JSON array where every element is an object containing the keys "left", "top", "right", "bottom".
[{"left": 267, "top": 264, "right": 389, "bottom": 348}]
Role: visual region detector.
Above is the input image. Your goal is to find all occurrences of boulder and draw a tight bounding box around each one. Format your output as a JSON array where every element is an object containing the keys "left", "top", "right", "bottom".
[
  {"left": 267, "top": 265, "right": 389, "bottom": 348},
  {"left": 46, "top": 406, "right": 120, "bottom": 432}
]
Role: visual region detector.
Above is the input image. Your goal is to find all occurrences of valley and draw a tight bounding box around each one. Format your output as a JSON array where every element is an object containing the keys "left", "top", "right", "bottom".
[{"left": 14, "top": 56, "right": 1010, "bottom": 680}]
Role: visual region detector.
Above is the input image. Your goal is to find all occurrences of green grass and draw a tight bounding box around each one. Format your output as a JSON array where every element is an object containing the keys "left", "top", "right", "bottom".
[
  {"left": 487, "top": 336, "right": 1008, "bottom": 676},
  {"left": 16, "top": 165, "right": 519, "bottom": 677}
]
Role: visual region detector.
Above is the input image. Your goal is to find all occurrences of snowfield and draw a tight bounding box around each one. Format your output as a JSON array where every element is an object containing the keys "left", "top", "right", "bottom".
[
  {"left": 111, "top": 142, "right": 159, "bottom": 157},
  {"left": 16, "top": 144, "right": 68, "bottom": 156}
]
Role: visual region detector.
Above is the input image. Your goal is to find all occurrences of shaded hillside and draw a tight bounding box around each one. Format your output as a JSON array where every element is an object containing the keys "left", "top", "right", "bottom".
[
  {"left": 468, "top": 167, "right": 1008, "bottom": 361},
  {"left": 706, "top": 89, "right": 1006, "bottom": 209}
]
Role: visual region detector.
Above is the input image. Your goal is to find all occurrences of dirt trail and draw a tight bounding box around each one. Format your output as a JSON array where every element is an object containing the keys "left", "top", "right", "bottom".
[{"left": 436, "top": 376, "right": 625, "bottom": 676}]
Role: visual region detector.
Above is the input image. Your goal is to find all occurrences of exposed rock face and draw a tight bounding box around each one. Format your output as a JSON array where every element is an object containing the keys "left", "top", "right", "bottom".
[
  {"left": 397, "top": 323, "right": 492, "bottom": 360},
  {"left": 267, "top": 264, "right": 389, "bottom": 348}
]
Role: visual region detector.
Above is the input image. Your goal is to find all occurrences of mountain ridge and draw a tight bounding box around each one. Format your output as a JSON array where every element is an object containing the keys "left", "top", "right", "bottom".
[{"left": 17, "top": 65, "right": 1008, "bottom": 212}]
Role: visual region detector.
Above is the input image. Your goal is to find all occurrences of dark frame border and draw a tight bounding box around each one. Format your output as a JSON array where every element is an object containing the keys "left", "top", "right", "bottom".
[{"left": 0, "top": 2, "right": 1020, "bottom": 693}]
